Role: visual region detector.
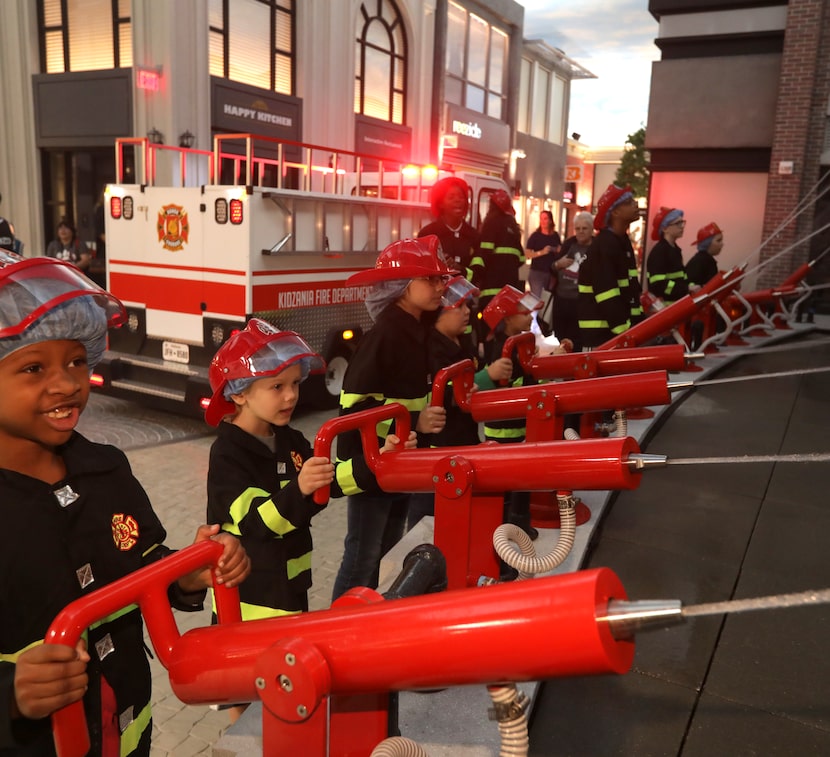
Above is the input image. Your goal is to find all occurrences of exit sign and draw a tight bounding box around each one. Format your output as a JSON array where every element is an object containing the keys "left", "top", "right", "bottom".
[{"left": 136, "top": 67, "right": 161, "bottom": 91}]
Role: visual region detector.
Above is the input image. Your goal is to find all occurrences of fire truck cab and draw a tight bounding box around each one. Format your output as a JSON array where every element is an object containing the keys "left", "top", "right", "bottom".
[{"left": 95, "top": 134, "right": 509, "bottom": 416}]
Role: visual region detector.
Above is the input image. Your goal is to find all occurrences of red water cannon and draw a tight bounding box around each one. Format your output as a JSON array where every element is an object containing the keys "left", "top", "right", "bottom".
[
  {"left": 312, "top": 403, "right": 411, "bottom": 505},
  {"left": 46, "top": 541, "right": 240, "bottom": 757},
  {"left": 166, "top": 567, "right": 635, "bottom": 755},
  {"left": 599, "top": 266, "right": 744, "bottom": 351},
  {"left": 723, "top": 271, "right": 811, "bottom": 335},
  {"left": 313, "top": 400, "right": 647, "bottom": 588},
  {"left": 497, "top": 331, "right": 537, "bottom": 385}
]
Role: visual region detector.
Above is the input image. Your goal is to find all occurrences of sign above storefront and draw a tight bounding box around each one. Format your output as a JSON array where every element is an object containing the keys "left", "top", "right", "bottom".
[
  {"left": 443, "top": 104, "right": 509, "bottom": 163},
  {"left": 354, "top": 115, "right": 412, "bottom": 163},
  {"left": 211, "top": 78, "right": 302, "bottom": 141}
]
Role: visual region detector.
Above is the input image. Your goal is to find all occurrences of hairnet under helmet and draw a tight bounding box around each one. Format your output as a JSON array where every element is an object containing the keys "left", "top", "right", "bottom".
[
  {"left": 0, "top": 251, "right": 125, "bottom": 368},
  {"left": 205, "top": 318, "right": 325, "bottom": 426}
]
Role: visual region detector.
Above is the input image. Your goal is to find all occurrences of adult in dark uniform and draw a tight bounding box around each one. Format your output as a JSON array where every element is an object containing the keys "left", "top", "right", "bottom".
[
  {"left": 418, "top": 177, "right": 479, "bottom": 279},
  {"left": 577, "top": 184, "right": 642, "bottom": 349}
]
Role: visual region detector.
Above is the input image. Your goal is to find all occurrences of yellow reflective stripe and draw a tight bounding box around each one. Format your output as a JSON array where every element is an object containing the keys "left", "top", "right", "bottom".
[
  {"left": 595, "top": 287, "right": 620, "bottom": 303},
  {"left": 579, "top": 319, "right": 609, "bottom": 329},
  {"left": 628, "top": 268, "right": 638, "bottom": 278},
  {"left": 469, "top": 255, "right": 484, "bottom": 267},
  {"left": 631, "top": 307, "right": 643, "bottom": 316},
  {"left": 649, "top": 273, "right": 668, "bottom": 283},
  {"left": 241, "top": 603, "right": 301, "bottom": 621},
  {"left": 120, "top": 701, "right": 151, "bottom": 757},
  {"left": 484, "top": 427, "right": 526, "bottom": 439},
  {"left": 287, "top": 551, "right": 312, "bottom": 580},
  {"left": 257, "top": 495, "right": 297, "bottom": 536},
  {"left": 578, "top": 284, "right": 593, "bottom": 293},
  {"left": 611, "top": 321, "right": 630, "bottom": 334},
  {"left": 481, "top": 287, "right": 502, "bottom": 296},
  {"left": 667, "top": 270, "right": 687, "bottom": 279},
  {"left": 1, "top": 638, "right": 45, "bottom": 664},
  {"left": 494, "top": 246, "right": 524, "bottom": 259},
  {"left": 89, "top": 605, "right": 139, "bottom": 633},
  {"left": 141, "top": 543, "right": 163, "bottom": 559},
  {"left": 340, "top": 391, "right": 384, "bottom": 410},
  {"left": 335, "top": 458, "right": 363, "bottom": 497},
  {"left": 617, "top": 278, "right": 629, "bottom": 288},
  {"left": 480, "top": 241, "right": 495, "bottom": 250}
]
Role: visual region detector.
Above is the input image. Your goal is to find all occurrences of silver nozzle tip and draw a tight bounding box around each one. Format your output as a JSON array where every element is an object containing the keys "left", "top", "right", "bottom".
[
  {"left": 597, "top": 599, "right": 684, "bottom": 640},
  {"left": 685, "top": 352, "right": 706, "bottom": 361},
  {"left": 668, "top": 380, "right": 695, "bottom": 391},
  {"left": 626, "top": 453, "right": 668, "bottom": 470}
]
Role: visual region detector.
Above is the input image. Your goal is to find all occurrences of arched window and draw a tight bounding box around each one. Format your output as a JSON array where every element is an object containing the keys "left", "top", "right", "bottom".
[{"left": 354, "top": 0, "right": 407, "bottom": 124}]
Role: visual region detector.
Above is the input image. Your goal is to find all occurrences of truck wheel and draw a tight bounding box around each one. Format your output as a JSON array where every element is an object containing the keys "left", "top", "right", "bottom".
[
  {"left": 306, "top": 348, "right": 349, "bottom": 409},
  {"left": 323, "top": 351, "right": 349, "bottom": 403}
]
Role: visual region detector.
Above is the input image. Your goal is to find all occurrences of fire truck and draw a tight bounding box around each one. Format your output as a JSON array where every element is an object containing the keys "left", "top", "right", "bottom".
[{"left": 93, "top": 134, "right": 509, "bottom": 415}]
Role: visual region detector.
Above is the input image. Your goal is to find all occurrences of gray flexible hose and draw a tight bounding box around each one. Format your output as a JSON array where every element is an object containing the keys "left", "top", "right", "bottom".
[
  {"left": 370, "top": 736, "right": 430, "bottom": 757},
  {"left": 487, "top": 683, "right": 530, "bottom": 757},
  {"left": 493, "top": 493, "right": 577, "bottom": 576}
]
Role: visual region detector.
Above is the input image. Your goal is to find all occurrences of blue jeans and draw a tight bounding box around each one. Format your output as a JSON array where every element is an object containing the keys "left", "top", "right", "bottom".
[{"left": 331, "top": 491, "right": 410, "bottom": 600}]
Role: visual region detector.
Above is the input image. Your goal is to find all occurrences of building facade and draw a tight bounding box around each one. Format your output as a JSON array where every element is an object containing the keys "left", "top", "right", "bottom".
[
  {"left": 0, "top": 0, "right": 582, "bottom": 262},
  {"left": 646, "top": 0, "right": 830, "bottom": 299}
]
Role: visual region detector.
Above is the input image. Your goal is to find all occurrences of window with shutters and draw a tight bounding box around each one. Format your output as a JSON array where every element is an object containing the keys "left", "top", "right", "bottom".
[
  {"left": 39, "top": 0, "right": 132, "bottom": 73},
  {"left": 209, "top": 0, "right": 295, "bottom": 96}
]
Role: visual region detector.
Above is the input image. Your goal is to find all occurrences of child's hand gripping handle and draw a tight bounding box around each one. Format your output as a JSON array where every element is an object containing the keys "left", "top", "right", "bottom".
[
  {"left": 500, "top": 331, "right": 536, "bottom": 385},
  {"left": 313, "top": 404, "right": 412, "bottom": 505},
  {"left": 47, "top": 541, "right": 240, "bottom": 757},
  {"left": 431, "top": 359, "right": 476, "bottom": 411}
]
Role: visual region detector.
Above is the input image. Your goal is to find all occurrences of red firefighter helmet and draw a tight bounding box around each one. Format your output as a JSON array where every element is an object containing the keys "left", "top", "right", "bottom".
[
  {"left": 0, "top": 250, "right": 125, "bottom": 338},
  {"left": 490, "top": 189, "right": 516, "bottom": 216},
  {"left": 594, "top": 184, "right": 633, "bottom": 230},
  {"left": 346, "top": 235, "right": 457, "bottom": 286},
  {"left": 693, "top": 222, "right": 723, "bottom": 246},
  {"left": 205, "top": 318, "right": 324, "bottom": 426},
  {"left": 482, "top": 285, "right": 542, "bottom": 334}
]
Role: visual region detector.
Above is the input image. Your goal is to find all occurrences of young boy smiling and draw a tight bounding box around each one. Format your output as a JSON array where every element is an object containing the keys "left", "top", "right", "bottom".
[{"left": 0, "top": 251, "right": 249, "bottom": 756}]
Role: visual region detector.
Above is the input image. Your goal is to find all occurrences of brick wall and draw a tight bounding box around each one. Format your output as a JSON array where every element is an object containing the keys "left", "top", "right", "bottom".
[{"left": 759, "top": 0, "right": 830, "bottom": 288}]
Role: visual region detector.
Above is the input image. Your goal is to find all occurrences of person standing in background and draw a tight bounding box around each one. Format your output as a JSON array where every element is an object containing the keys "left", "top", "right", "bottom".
[
  {"left": 577, "top": 184, "right": 642, "bottom": 349},
  {"left": 686, "top": 222, "right": 724, "bottom": 291},
  {"left": 550, "top": 211, "right": 593, "bottom": 351},
  {"left": 418, "top": 177, "right": 479, "bottom": 280},
  {"left": 647, "top": 207, "right": 689, "bottom": 304},
  {"left": 525, "top": 210, "right": 560, "bottom": 300},
  {"left": 45, "top": 217, "right": 92, "bottom": 273},
  {"left": 0, "top": 216, "right": 15, "bottom": 253},
  {"left": 89, "top": 190, "right": 108, "bottom": 287},
  {"left": 470, "top": 190, "right": 524, "bottom": 348}
]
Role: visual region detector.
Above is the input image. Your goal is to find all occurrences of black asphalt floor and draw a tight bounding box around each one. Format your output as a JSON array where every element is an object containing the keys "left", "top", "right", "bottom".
[{"left": 529, "top": 327, "right": 830, "bottom": 756}]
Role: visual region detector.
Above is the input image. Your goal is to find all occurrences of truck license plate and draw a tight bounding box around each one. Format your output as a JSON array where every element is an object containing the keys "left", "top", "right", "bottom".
[{"left": 162, "top": 341, "right": 190, "bottom": 364}]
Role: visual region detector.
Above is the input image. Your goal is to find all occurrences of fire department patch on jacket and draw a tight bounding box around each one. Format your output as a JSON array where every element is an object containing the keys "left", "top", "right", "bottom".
[
  {"left": 112, "top": 513, "right": 140, "bottom": 551},
  {"left": 291, "top": 450, "right": 303, "bottom": 472}
]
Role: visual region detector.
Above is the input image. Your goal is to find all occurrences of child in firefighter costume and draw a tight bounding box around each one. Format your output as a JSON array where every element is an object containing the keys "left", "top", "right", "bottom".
[
  {"left": 331, "top": 236, "right": 449, "bottom": 600},
  {"left": 204, "top": 318, "right": 411, "bottom": 721},
  {"left": 0, "top": 251, "right": 249, "bottom": 756}
]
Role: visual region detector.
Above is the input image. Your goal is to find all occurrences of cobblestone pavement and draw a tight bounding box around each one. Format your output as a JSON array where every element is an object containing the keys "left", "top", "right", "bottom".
[{"left": 77, "top": 394, "right": 343, "bottom": 757}]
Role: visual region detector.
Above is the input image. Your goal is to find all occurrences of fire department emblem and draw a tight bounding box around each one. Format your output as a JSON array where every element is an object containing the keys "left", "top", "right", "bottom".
[
  {"left": 291, "top": 450, "right": 304, "bottom": 472},
  {"left": 157, "top": 204, "right": 190, "bottom": 251},
  {"left": 112, "top": 513, "right": 140, "bottom": 551}
]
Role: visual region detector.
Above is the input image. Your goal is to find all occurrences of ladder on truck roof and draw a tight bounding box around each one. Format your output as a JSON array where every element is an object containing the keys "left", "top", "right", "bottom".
[{"left": 113, "top": 134, "right": 442, "bottom": 202}]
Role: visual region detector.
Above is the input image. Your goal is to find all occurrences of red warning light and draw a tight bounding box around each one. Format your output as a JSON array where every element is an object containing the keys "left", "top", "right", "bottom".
[
  {"left": 110, "top": 196, "right": 122, "bottom": 219},
  {"left": 229, "top": 199, "right": 243, "bottom": 225}
]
